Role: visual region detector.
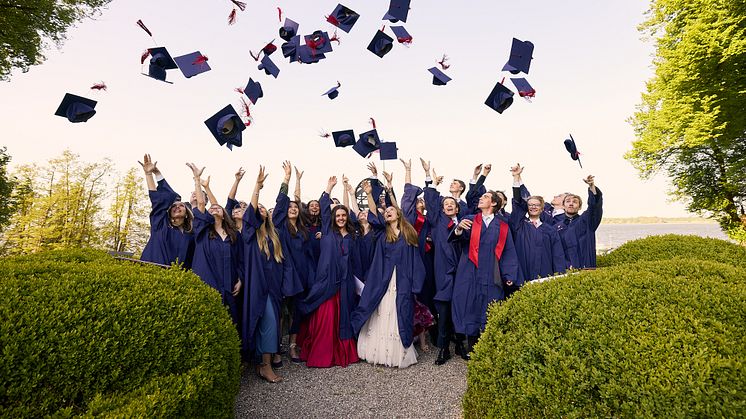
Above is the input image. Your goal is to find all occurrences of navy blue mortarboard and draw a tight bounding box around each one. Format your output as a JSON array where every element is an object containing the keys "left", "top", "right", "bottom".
[
  {"left": 367, "top": 30, "right": 394, "bottom": 58},
  {"left": 353, "top": 129, "right": 381, "bottom": 157},
  {"left": 379, "top": 142, "right": 398, "bottom": 160},
  {"left": 262, "top": 41, "right": 278, "bottom": 56},
  {"left": 173, "top": 51, "right": 211, "bottom": 78},
  {"left": 502, "top": 38, "right": 534, "bottom": 74},
  {"left": 298, "top": 45, "right": 325, "bottom": 64},
  {"left": 510, "top": 77, "right": 535, "bottom": 98},
  {"left": 54, "top": 93, "right": 97, "bottom": 123},
  {"left": 145, "top": 47, "right": 178, "bottom": 82},
  {"left": 305, "top": 30, "right": 334, "bottom": 55},
  {"left": 484, "top": 81, "right": 515, "bottom": 114},
  {"left": 258, "top": 55, "right": 280, "bottom": 78},
  {"left": 428, "top": 67, "right": 451, "bottom": 85},
  {"left": 322, "top": 82, "right": 341, "bottom": 99},
  {"left": 390, "top": 26, "right": 412, "bottom": 44},
  {"left": 564, "top": 134, "right": 582, "bottom": 168},
  {"left": 204, "top": 105, "right": 245, "bottom": 150},
  {"left": 383, "top": 0, "right": 411, "bottom": 22},
  {"left": 327, "top": 4, "right": 360, "bottom": 33},
  {"left": 244, "top": 78, "right": 263, "bottom": 105},
  {"left": 281, "top": 35, "right": 301, "bottom": 61},
  {"left": 332, "top": 129, "right": 356, "bottom": 147},
  {"left": 279, "top": 18, "right": 299, "bottom": 42}
]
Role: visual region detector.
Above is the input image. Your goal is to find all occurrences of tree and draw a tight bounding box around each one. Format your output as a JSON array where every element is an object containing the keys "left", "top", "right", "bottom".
[
  {"left": 627, "top": 0, "right": 746, "bottom": 241},
  {"left": 0, "top": 0, "right": 112, "bottom": 80},
  {"left": 0, "top": 147, "right": 17, "bottom": 231},
  {"left": 104, "top": 167, "right": 149, "bottom": 255}
]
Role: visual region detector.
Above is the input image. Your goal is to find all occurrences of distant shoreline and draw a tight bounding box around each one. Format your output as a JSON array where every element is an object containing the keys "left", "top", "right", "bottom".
[{"left": 602, "top": 217, "right": 717, "bottom": 225}]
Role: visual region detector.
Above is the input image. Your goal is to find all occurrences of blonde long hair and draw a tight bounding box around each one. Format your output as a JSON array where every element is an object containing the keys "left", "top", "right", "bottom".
[
  {"left": 385, "top": 208, "right": 419, "bottom": 246},
  {"left": 257, "top": 213, "right": 284, "bottom": 263}
]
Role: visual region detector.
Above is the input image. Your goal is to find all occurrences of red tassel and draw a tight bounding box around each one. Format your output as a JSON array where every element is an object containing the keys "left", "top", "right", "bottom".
[
  {"left": 369, "top": 118, "right": 376, "bottom": 129},
  {"left": 330, "top": 30, "right": 341, "bottom": 45},
  {"left": 90, "top": 82, "right": 107, "bottom": 91},
  {"left": 326, "top": 15, "right": 339, "bottom": 27},
  {"left": 381, "top": 25, "right": 386, "bottom": 32},
  {"left": 228, "top": 8, "right": 237, "bottom": 25},
  {"left": 136, "top": 19, "right": 152, "bottom": 37},
  {"left": 277, "top": 7, "right": 283, "bottom": 23},
  {"left": 240, "top": 98, "right": 253, "bottom": 126},
  {"left": 319, "top": 131, "right": 331, "bottom": 138},
  {"left": 140, "top": 50, "right": 151, "bottom": 64},
  {"left": 500, "top": 77, "right": 505, "bottom": 84},
  {"left": 192, "top": 55, "right": 208, "bottom": 65},
  {"left": 518, "top": 90, "right": 536, "bottom": 98},
  {"left": 437, "top": 54, "right": 450, "bottom": 70},
  {"left": 234, "top": 87, "right": 245, "bottom": 94},
  {"left": 397, "top": 36, "right": 413, "bottom": 45},
  {"left": 230, "top": 0, "right": 246, "bottom": 11},
  {"left": 249, "top": 50, "right": 261, "bottom": 61},
  {"left": 263, "top": 42, "right": 277, "bottom": 54}
]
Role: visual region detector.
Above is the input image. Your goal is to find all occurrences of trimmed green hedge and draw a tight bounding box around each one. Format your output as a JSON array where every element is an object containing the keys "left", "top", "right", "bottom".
[
  {"left": 464, "top": 258, "right": 746, "bottom": 418},
  {"left": 597, "top": 234, "right": 746, "bottom": 268},
  {"left": 0, "top": 249, "right": 240, "bottom": 418}
]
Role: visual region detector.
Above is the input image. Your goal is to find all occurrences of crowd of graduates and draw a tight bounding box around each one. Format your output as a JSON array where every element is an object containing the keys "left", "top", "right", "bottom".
[{"left": 139, "top": 154, "right": 603, "bottom": 383}]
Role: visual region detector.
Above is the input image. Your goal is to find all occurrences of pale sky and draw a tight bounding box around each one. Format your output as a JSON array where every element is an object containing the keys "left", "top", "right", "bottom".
[{"left": 0, "top": 0, "right": 691, "bottom": 217}]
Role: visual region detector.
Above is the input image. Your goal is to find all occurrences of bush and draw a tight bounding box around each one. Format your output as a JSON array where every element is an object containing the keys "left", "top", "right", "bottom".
[
  {"left": 597, "top": 234, "right": 746, "bottom": 269},
  {"left": 463, "top": 258, "right": 746, "bottom": 418},
  {"left": 0, "top": 249, "right": 240, "bottom": 418}
]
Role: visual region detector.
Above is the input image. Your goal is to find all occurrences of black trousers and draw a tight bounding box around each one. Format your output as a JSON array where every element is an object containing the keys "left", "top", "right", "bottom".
[{"left": 434, "top": 300, "right": 453, "bottom": 349}]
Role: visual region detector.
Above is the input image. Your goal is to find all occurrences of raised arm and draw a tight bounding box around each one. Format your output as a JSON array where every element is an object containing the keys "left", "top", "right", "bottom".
[
  {"left": 201, "top": 176, "right": 218, "bottom": 210},
  {"left": 581, "top": 175, "right": 603, "bottom": 231},
  {"left": 344, "top": 175, "right": 360, "bottom": 214},
  {"left": 227, "top": 167, "right": 245, "bottom": 200},
  {"left": 293, "top": 166, "right": 303, "bottom": 202},
  {"left": 401, "top": 158, "right": 412, "bottom": 185},
  {"left": 382, "top": 171, "right": 399, "bottom": 210},
  {"left": 138, "top": 153, "right": 158, "bottom": 191},
  {"left": 187, "top": 162, "right": 206, "bottom": 212},
  {"left": 272, "top": 161, "right": 292, "bottom": 226},
  {"left": 342, "top": 175, "right": 351, "bottom": 212},
  {"left": 466, "top": 164, "right": 489, "bottom": 214},
  {"left": 320, "top": 176, "right": 337, "bottom": 235},
  {"left": 251, "top": 166, "right": 268, "bottom": 211}
]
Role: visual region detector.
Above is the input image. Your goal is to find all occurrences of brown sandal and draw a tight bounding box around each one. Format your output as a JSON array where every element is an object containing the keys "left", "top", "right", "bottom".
[{"left": 256, "top": 363, "right": 283, "bottom": 383}]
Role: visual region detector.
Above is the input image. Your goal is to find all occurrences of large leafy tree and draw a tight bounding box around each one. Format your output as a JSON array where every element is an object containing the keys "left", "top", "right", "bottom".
[
  {"left": 104, "top": 167, "right": 149, "bottom": 254},
  {"left": 0, "top": 0, "right": 111, "bottom": 80},
  {"left": 628, "top": 0, "right": 746, "bottom": 241}
]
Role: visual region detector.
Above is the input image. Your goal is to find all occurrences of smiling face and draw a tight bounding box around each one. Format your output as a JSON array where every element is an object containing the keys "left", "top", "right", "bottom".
[
  {"left": 527, "top": 197, "right": 544, "bottom": 218},
  {"left": 357, "top": 209, "right": 369, "bottom": 225},
  {"left": 449, "top": 179, "right": 465, "bottom": 195},
  {"left": 384, "top": 206, "right": 399, "bottom": 224},
  {"left": 208, "top": 203, "right": 224, "bottom": 220},
  {"left": 442, "top": 197, "right": 458, "bottom": 217},
  {"left": 288, "top": 201, "right": 300, "bottom": 220},
  {"left": 308, "top": 200, "right": 320, "bottom": 216},
  {"left": 169, "top": 201, "right": 187, "bottom": 219},
  {"left": 232, "top": 205, "right": 245, "bottom": 220},
  {"left": 258, "top": 204, "right": 268, "bottom": 220},
  {"left": 334, "top": 207, "right": 348, "bottom": 228},
  {"left": 416, "top": 198, "right": 425, "bottom": 213}
]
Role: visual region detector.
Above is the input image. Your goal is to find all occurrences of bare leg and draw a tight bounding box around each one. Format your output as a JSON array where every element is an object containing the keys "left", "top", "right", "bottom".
[{"left": 258, "top": 353, "right": 282, "bottom": 383}]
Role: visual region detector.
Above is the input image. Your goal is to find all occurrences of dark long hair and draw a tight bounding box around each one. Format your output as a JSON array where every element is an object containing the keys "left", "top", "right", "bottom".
[
  {"left": 208, "top": 207, "right": 238, "bottom": 243},
  {"left": 287, "top": 200, "right": 309, "bottom": 240},
  {"left": 302, "top": 199, "right": 321, "bottom": 227},
  {"left": 331, "top": 204, "right": 357, "bottom": 239}
]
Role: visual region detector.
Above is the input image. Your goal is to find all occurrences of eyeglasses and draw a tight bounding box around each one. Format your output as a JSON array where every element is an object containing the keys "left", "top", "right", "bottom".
[{"left": 527, "top": 203, "right": 542, "bottom": 208}]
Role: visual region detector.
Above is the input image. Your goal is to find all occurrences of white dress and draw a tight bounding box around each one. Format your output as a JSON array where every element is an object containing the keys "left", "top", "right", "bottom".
[{"left": 357, "top": 267, "right": 418, "bottom": 368}]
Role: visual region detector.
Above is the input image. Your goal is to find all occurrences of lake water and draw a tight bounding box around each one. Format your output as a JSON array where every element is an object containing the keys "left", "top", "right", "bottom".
[{"left": 596, "top": 223, "right": 729, "bottom": 253}]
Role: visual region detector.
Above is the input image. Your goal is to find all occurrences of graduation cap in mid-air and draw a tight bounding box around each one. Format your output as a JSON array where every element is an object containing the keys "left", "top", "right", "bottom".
[
  {"left": 298, "top": 45, "right": 325, "bottom": 64},
  {"left": 326, "top": 4, "right": 360, "bottom": 33},
  {"left": 383, "top": 0, "right": 411, "bottom": 23},
  {"left": 332, "top": 129, "right": 356, "bottom": 147},
  {"left": 502, "top": 38, "right": 534, "bottom": 74},
  {"left": 204, "top": 105, "right": 245, "bottom": 150},
  {"left": 281, "top": 35, "right": 301, "bottom": 61},
  {"left": 353, "top": 129, "right": 381, "bottom": 157},
  {"left": 173, "top": 51, "right": 211, "bottom": 78},
  {"left": 244, "top": 78, "right": 263, "bottom": 105},
  {"left": 367, "top": 30, "right": 394, "bottom": 58},
  {"left": 484, "top": 81, "right": 515, "bottom": 114},
  {"left": 428, "top": 67, "right": 451, "bottom": 85},
  {"left": 305, "top": 30, "right": 334, "bottom": 55},
  {"left": 564, "top": 134, "right": 582, "bottom": 168},
  {"left": 279, "top": 18, "right": 299, "bottom": 42},
  {"left": 144, "top": 47, "right": 178, "bottom": 83},
  {"left": 390, "top": 26, "right": 412, "bottom": 44},
  {"left": 258, "top": 55, "right": 280, "bottom": 78},
  {"left": 510, "top": 77, "right": 535, "bottom": 98},
  {"left": 379, "top": 142, "right": 398, "bottom": 160},
  {"left": 54, "top": 93, "right": 97, "bottom": 123},
  {"left": 322, "top": 82, "right": 341, "bottom": 99}
]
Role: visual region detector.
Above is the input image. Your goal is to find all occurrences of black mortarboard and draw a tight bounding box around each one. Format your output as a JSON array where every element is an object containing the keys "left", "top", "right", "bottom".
[
  {"left": 244, "top": 78, "right": 263, "bottom": 105},
  {"left": 390, "top": 26, "right": 412, "bottom": 44},
  {"left": 383, "top": 0, "right": 411, "bottom": 23},
  {"left": 332, "top": 129, "right": 356, "bottom": 147},
  {"left": 54, "top": 93, "right": 97, "bottom": 123},
  {"left": 428, "top": 67, "right": 451, "bottom": 85},
  {"left": 145, "top": 47, "right": 177, "bottom": 82},
  {"left": 353, "top": 129, "right": 381, "bottom": 157},
  {"left": 502, "top": 38, "right": 534, "bottom": 74},
  {"left": 321, "top": 83, "right": 341, "bottom": 99},
  {"left": 204, "top": 105, "right": 245, "bottom": 150},
  {"left": 510, "top": 77, "right": 536, "bottom": 98},
  {"left": 484, "top": 81, "right": 515, "bottom": 114},
  {"left": 564, "top": 134, "right": 582, "bottom": 168},
  {"left": 174, "top": 51, "right": 211, "bottom": 78},
  {"left": 327, "top": 4, "right": 360, "bottom": 33},
  {"left": 304, "top": 30, "right": 334, "bottom": 55},
  {"left": 279, "top": 18, "right": 299, "bottom": 42},
  {"left": 258, "top": 55, "right": 280, "bottom": 78},
  {"left": 379, "top": 142, "right": 398, "bottom": 160},
  {"left": 367, "top": 30, "right": 394, "bottom": 58}
]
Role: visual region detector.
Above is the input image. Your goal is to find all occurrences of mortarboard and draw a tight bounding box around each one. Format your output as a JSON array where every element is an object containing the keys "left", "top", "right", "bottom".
[
  {"left": 484, "top": 81, "right": 515, "bottom": 114},
  {"left": 428, "top": 67, "right": 451, "bottom": 85},
  {"left": 244, "top": 78, "right": 263, "bottom": 105},
  {"left": 327, "top": 4, "right": 360, "bottom": 33},
  {"left": 510, "top": 77, "right": 536, "bottom": 98},
  {"left": 379, "top": 142, "right": 398, "bottom": 160},
  {"left": 262, "top": 41, "right": 277, "bottom": 56},
  {"left": 305, "top": 30, "right": 334, "bottom": 55},
  {"left": 502, "top": 38, "right": 534, "bottom": 74},
  {"left": 144, "top": 47, "right": 178, "bottom": 83},
  {"left": 332, "top": 129, "right": 356, "bottom": 147},
  {"left": 54, "top": 93, "right": 97, "bottom": 123},
  {"left": 322, "top": 82, "right": 341, "bottom": 99},
  {"left": 173, "top": 51, "right": 211, "bottom": 78},
  {"left": 390, "top": 26, "right": 412, "bottom": 44},
  {"left": 298, "top": 45, "right": 325, "bottom": 64},
  {"left": 281, "top": 35, "right": 301, "bottom": 61},
  {"left": 564, "top": 134, "right": 582, "bottom": 168},
  {"left": 352, "top": 129, "right": 381, "bottom": 157},
  {"left": 383, "top": 0, "right": 411, "bottom": 23},
  {"left": 204, "top": 105, "right": 245, "bottom": 150},
  {"left": 258, "top": 55, "right": 280, "bottom": 78},
  {"left": 279, "top": 18, "right": 299, "bottom": 42},
  {"left": 367, "top": 30, "right": 394, "bottom": 58}
]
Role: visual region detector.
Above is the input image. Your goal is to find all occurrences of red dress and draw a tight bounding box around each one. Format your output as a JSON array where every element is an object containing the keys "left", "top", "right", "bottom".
[{"left": 297, "top": 291, "right": 359, "bottom": 368}]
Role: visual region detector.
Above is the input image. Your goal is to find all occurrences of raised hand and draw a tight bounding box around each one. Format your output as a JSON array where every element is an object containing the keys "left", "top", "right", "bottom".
[
  {"left": 256, "top": 165, "right": 268, "bottom": 188},
  {"left": 472, "top": 163, "right": 483, "bottom": 179},
  {"left": 327, "top": 175, "right": 337, "bottom": 190},
  {"left": 235, "top": 167, "right": 245, "bottom": 181},
  {"left": 200, "top": 176, "right": 211, "bottom": 189},
  {"left": 362, "top": 179, "right": 372, "bottom": 195},
  {"left": 510, "top": 163, "right": 523, "bottom": 178},
  {"left": 139, "top": 154, "right": 157, "bottom": 174},
  {"left": 186, "top": 162, "right": 205, "bottom": 178},
  {"left": 482, "top": 164, "right": 492, "bottom": 177},
  {"left": 583, "top": 175, "right": 595, "bottom": 189},
  {"left": 432, "top": 168, "right": 444, "bottom": 186},
  {"left": 282, "top": 160, "right": 292, "bottom": 179},
  {"left": 366, "top": 162, "right": 378, "bottom": 177},
  {"left": 400, "top": 158, "right": 411, "bottom": 171},
  {"left": 419, "top": 158, "right": 430, "bottom": 173},
  {"left": 294, "top": 166, "right": 304, "bottom": 181},
  {"left": 382, "top": 171, "right": 393, "bottom": 186}
]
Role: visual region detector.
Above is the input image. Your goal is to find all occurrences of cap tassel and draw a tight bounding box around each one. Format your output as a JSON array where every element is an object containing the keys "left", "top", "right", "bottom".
[
  {"left": 397, "top": 35, "right": 413, "bottom": 46},
  {"left": 140, "top": 50, "right": 151, "bottom": 64},
  {"left": 369, "top": 117, "right": 376, "bottom": 129},
  {"left": 192, "top": 55, "right": 209, "bottom": 65},
  {"left": 249, "top": 50, "right": 261, "bottom": 61},
  {"left": 318, "top": 131, "right": 331, "bottom": 138},
  {"left": 326, "top": 15, "right": 339, "bottom": 26},
  {"left": 330, "top": 30, "right": 341, "bottom": 45},
  {"left": 336, "top": 81, "right": 342, "bottom": 89},
  {"left": 234, "top": 87, "right": 245, "bottom": 94},
  {"left": 437, "top": 54, "right": 450, "bottom": 70},
  {"left": 90, "top": 82, "right": 107, "bottom": 91},
  {"left": 240, "top": 98, "right": 253, "bottom": 126},
  {"left": 263, "top": 42, "right": 277, "bottom": 54},
  {"left": 230, "top": 0, "right": 246, "bottom": 11},
  {"left": 277, "top": 7, "right": 283, "bottom": 23},
  {"left": 228, "top": 8, "right": 238, "bottom": 25},
  {"left": 136, "top": 19, "right": 153, "bottom": 37}
]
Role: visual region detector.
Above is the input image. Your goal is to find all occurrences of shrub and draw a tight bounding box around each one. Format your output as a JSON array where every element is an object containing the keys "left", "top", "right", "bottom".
[
  {"left": 597, "top": 234, "right": 746, "bottom": 269},
  {"left": 463, "top": 258, "right": 746, "bottom": 418},
  {"left": 0, "top": 249, "right": 240, "bottom": 418}
]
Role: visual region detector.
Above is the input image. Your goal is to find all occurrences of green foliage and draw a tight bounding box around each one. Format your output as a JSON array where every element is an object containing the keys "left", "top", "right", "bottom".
[
  {"left": 627, "top": 0, "right": 746, "bottom": 239},
  {"left": 463, "top": 258, "right": 746, "bottom": 418},
  {"left": 597, "top": 234, "right": 746, "bottom": 268},
  {"left": 0, "top": 0, "right": 112, "bottom": 80},
  {"left": 0, "top": 147, "right": 17, "bottom": 231},
  {"left": 0, "top": 249, "right": 240, "bottom": 418},
  {"left": 104, "top": 168, "right": 149, "bottom": 254}
]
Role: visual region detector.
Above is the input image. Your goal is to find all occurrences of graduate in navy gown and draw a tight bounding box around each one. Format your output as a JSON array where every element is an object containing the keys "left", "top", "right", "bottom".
[
  {"left": 508, "top": 164, "right": 568, "bottom": 282},
  {"left": 139, "top": 153, "right": 194, "bottom": 268},
  {"left": 352, "top": 179, "right": 425, "bottom": 368},
  {"left": 241, "top": 166, "right": 286, "bottom": 383},
  {"left": 449, "top": 190, "right": 521, "bottom": 358},
  {"left": 341, "top": 176, "right": 377, "bottom": 282},
  {"left": 553, "top": 175, "right": 603, "bottom": 269},
  {"left": 297, "top": 176, "right": 360, "bottom": 368},
  {"left": 186, "top": 163, "right": 243, "bottom": 324}
]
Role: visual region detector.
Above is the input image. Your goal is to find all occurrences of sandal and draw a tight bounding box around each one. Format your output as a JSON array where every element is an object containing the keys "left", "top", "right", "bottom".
[
  {"left": 256, "top": 363, "right": 283, "bottom": 383},
  {"left": 289, "top": 343, "right": 302, "bottom": 363}
]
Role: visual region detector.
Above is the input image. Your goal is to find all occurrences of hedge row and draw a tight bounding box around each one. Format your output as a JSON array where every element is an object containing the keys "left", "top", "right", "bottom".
[{"left": 0, "top": 249, "right": 240, "bottom": 418}]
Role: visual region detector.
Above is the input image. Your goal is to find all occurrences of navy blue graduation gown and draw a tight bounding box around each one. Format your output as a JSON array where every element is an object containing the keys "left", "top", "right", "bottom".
[
  {"left": 191, "top": 208, "right": 241, "bottom": 322},
  {"left": 401, "top": 184, "right": 436, "bottom": 307},
  {"left": 297, "top": 192, "right": 359, "bottom": 341},
  {"left": 271, "top": 191, "right": 305, "bottom": 298},
  {"left": 554, "top": 188, "right": 603, "bottom": 269},
  {"left": 141, "top": 179, "right": 194, "bottom": 268},
  {"left": 449, "top": 214, "right": 520, "bottom": 336},
  {"left": 350, "top": 233, "right": 425, "bottom": 348},
  {"left": 509, "top": 197, "right": 568, "bottom": 281},
  {"left": 464, "top": 177, "right": 486, "bottom": 215},
  {"left": 424, "top": 186, "right": 461, "bottom": 302}
]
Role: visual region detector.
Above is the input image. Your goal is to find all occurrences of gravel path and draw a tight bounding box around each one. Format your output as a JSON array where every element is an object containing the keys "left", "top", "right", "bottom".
[{"left": 234, "top": 346, "right": 467, "bottom": 418}]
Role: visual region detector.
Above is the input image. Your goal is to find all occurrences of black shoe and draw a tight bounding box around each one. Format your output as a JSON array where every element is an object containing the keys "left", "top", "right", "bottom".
[
  {"left": 454, "top": 341, "right": 467, "bottom": 359},
  {"left": 434, "top": 347, "right": 451, "bottom": 365}
]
